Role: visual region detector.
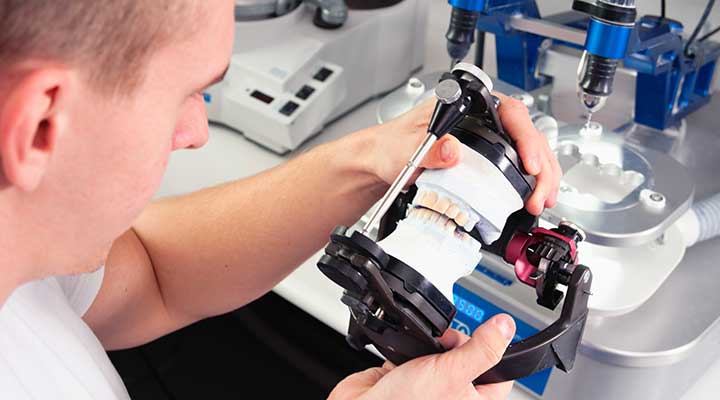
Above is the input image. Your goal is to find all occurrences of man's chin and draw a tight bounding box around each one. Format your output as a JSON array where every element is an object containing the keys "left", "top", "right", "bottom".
[{"left": 72, "top": 246, "right": 111, "bottom": 275}]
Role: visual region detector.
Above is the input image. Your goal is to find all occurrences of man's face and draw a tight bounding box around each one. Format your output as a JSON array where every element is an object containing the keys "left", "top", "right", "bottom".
[{"left": 44, "top": 0, "right": 235, "bottom": 270}]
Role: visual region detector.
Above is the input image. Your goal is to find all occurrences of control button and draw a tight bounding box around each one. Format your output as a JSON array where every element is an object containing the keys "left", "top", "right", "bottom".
[
  {"left": 296, "top": 85, "right": 315, "bottom": 100},
  {"left": 250, "top": 90, "right": 274, "bottom": 104},
  {"left": 279, "top": 101, "right": 300, "bottom": 116},
  {"left": 313, "top": 67, "right": 333, "bottom": 82}
]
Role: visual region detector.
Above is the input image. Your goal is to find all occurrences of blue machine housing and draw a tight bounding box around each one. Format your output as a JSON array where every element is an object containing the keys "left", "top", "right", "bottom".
[
  {"left": 449, "top": 0, "right": 486, "bottom": 11},
  {"left": 450, "top": 0, "right": 720, "bottom": 130},
  {"left": 585, "top": 18, "right": 633, "bottom": 59},
  {"left": 474, "top": 0, "right": 550, "bottom": 91},
  {"left": 627, "top": 16, "right": 720, "bottom": 129}
]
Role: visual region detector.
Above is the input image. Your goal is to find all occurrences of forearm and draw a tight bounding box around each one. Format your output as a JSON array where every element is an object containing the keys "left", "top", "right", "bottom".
[{"left": 133, "top": 128, "right": 385, "bottom": 323}]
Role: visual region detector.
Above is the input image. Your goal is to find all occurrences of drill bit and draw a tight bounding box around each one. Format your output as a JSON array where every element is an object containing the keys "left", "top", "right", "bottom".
[{"left": 584, "top": 112, "right": 593, "bottom": 129}]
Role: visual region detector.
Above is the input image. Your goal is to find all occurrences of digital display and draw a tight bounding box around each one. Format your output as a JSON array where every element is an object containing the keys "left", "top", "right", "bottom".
[
  {"left": 453, "top": 293, "right": 485, "bottom": 322},
  {"left": 250, "top": 90, "right": 274, "bottom": 104}
]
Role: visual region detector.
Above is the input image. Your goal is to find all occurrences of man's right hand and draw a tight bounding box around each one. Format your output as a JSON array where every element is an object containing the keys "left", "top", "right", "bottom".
[{"left": 329, "top": 314, "right": 517, "bottom": 400}]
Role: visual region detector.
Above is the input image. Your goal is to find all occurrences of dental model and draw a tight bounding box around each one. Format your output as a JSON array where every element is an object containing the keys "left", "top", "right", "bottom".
[{"left": 378, "top": 142, "right": 524, "bottom": 301}]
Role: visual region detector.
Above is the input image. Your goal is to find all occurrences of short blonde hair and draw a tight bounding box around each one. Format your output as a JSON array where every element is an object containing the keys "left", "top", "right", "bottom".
[{"left": 0, "top": 0, "right": 193, "bottom": 94}]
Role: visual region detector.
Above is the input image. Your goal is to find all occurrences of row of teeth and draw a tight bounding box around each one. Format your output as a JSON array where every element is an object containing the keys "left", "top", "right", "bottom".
[
  {"left": 406, "top": 207, "right": 474, "bottom": 243},
  {"left": 413, "top": 189, "right": 479, "bottom": 232}
]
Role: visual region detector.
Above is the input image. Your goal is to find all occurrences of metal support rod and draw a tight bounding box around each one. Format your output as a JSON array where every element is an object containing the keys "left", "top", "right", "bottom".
[
  {"left": 361, "top": 133, "right": 438, "bottom": 235},
  {"left": 509, "top": 15, "right": 587, "bottom": 46}
]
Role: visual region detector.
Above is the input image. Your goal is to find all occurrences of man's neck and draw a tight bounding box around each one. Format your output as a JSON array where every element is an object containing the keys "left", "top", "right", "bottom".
[
  {"left": 0, "top": 229, "right": 34, "bottom": 306},
  {"left": 0, "top": 197, "right": 45, "bottom": 307}
]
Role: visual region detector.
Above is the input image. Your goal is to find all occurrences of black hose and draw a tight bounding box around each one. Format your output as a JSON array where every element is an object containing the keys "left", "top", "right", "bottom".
[
  {"left": 475, "top": 31, "right": 486, "bottom": 68},
  {"left": 661, "top": 0, "right": 666, "bottom": 19},
  {"left": 698, "top": 25, "right": 720, "bottom": 42},
  {"left": 685, "top": 0, "right": 717, "bottom": 56}
]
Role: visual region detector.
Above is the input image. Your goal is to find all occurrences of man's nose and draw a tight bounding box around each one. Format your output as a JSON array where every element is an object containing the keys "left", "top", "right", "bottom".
[{"left": 172, "top": 93, "right": 209, "bottom": 151}]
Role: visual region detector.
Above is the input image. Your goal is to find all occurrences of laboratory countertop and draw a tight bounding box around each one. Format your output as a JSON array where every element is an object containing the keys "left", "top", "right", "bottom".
[{"left": 156, "top": 2, "right": 720, "bottom": 399}]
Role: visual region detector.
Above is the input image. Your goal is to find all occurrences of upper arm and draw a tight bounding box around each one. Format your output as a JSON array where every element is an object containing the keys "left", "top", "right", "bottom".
[{"left": 83, "top": 229, "right": 195, "bottom": 350}]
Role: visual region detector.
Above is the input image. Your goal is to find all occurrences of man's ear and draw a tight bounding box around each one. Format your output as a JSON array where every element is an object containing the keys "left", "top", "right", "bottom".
[{"left": 0, "top": 68, "right": 71, "bottom": 192}]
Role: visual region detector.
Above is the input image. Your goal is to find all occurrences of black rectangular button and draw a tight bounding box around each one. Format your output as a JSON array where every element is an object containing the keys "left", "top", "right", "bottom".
[
  {"left": 279, "top": 101, "right": 300, "bottom": 116},
  {"left": 313, "top": 67, "right": 333, "bottom": 82},
  {"left": 296, "top": 85, "right": 315, "bottom": 100},
  {"left": 250, "top": 90, "right": 274, "bottom": 104}
]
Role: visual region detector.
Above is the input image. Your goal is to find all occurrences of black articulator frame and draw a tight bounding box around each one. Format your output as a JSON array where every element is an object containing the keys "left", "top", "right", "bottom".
[{"left": 318, "top": 67, "right": 593, "bottom": 384}]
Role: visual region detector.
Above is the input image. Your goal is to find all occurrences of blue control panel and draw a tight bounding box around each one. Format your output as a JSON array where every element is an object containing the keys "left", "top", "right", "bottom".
[{"left": 452, "top": 276, "right": 552, "bottom": 396}]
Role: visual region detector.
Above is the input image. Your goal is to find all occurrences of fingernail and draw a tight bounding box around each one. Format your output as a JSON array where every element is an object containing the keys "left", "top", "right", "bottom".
[
  {"left": 495, "top": 315, "right": 515, "bottom": 341},
  {"left": 440, "top": 141, "right": 454, "bottom": 162}
]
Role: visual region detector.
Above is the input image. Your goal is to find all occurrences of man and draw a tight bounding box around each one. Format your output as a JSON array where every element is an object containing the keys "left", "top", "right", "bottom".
[{"left": 0, "top": 1, "right": 561, "bottom": 399}]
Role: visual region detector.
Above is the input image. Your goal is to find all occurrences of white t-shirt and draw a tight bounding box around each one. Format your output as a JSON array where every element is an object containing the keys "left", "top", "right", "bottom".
[{"left": 0, "top": 268, "right": 130, "bottom": 399}]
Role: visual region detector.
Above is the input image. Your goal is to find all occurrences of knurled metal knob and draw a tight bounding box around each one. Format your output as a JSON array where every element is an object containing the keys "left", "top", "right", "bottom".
[{"left": 435, "top": 79, "right": 462, "bottom": 105}]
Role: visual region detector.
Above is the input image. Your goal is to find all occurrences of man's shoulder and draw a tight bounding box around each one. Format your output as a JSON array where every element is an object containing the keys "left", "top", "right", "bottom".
[{"left": 0, "top": 268, "right": 129, "bottom": 400}]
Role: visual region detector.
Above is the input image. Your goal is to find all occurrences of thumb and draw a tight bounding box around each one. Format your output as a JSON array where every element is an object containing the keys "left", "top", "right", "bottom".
[
  {"left": 420, "top": 135, "right": 462, "bottom": 170},
  {"left": 437, "top": 314, "right": 516, "bottom": 385}
]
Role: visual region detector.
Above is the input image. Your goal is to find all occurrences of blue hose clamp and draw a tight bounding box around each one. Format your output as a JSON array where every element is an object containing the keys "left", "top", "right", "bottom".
[
  {"left": 585, "top": 18, "right": 633, "bottom": 59},
  {"left": 448, "top": 0, "right": 486, "bottom": 12}
]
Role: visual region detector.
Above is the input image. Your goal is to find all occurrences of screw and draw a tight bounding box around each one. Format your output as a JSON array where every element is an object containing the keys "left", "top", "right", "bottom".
[
  {"left": 650, "top": 193, "right": 664, "bottom": 202},
  {"left": 655, "top": 233, "right": 666, "bottom": 246}
]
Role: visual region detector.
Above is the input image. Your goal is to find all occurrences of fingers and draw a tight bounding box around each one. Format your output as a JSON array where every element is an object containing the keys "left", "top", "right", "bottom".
[
  {"left": 525, "top": 155, "right": 554, "bottom": 215},
  {"left": 328, "top": 366, "right": 391, "bottom": 400},
  {"left": 439, "top": 328, "right": 472, "bottom": 350},
  {"left": 525, "top": 140, "right": 562, "bottom": 214},
  {"left": 475, "top": 381, "right": 515, "bottom": 399},
  {"left": 546, "top": 150, "right": 562, "bottom": 208},
  {"left": 494, "top": 92, "right": 562, "bottom": 214},
  {"left": 396, "top": 97, "right": 438, "bottom": 129},
  {"left": 437, "top": 314, "right": 516, "bottom": 386},
  {"left": 420, "top": 135, "right": 463, "bottom": 170},
  {"left": 381, "top": 361, "right": 397, "bottom": 371},
  {"left": 494, "top": 93, "right": 542, "bottom": 175}
]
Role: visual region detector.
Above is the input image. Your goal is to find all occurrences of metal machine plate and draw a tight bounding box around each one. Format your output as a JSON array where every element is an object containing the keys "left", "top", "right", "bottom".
[{"left": 544, "top": 127, "right": 695, "bottom": 247}]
